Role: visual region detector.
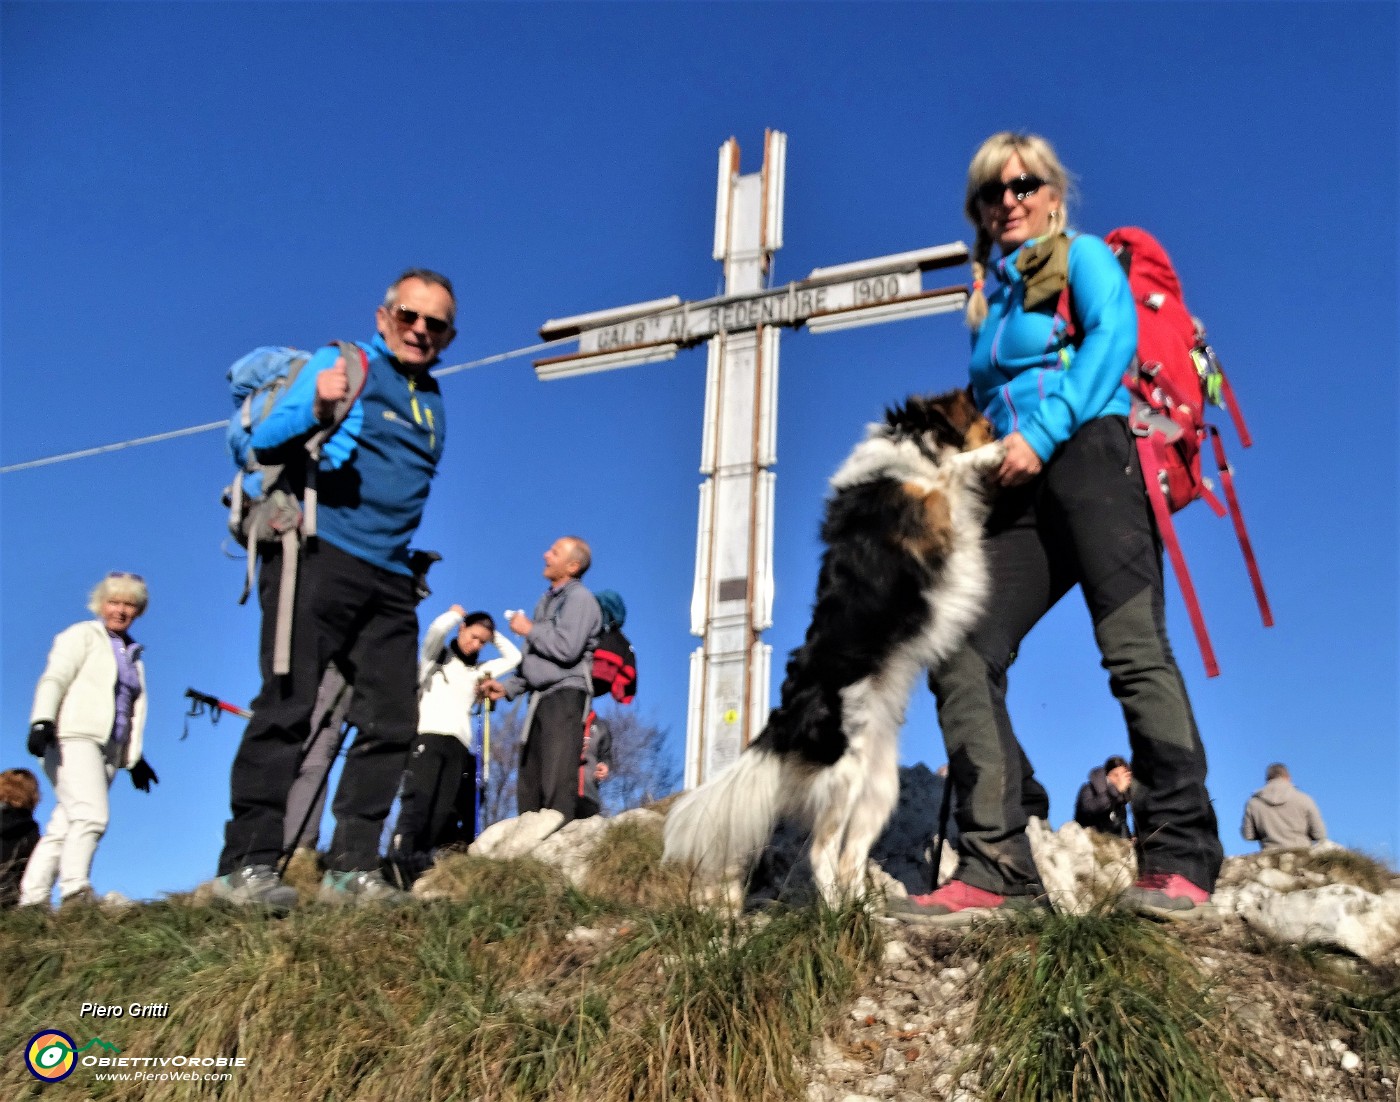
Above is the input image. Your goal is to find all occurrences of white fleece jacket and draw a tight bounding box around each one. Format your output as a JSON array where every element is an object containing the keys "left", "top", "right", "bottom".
[
  {"left": 417, "top": 610, "right": 521, "bottom": 750},
  {"left": 30, "top": 619, "right": 147, "bottom": 768}
]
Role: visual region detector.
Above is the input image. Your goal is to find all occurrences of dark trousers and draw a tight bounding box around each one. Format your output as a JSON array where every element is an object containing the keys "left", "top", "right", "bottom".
[
  {"left": 928, "top": 417, "right": 1223, "bottom": 895},
  {"left": 394, "top": 736, "right": 478, "bottom": 852},
  {"left": 517, "top": 688, "right": 587, "bottom": 824},
  {"left": 219, "top": 540, "right": 419, "bottom": 875}
]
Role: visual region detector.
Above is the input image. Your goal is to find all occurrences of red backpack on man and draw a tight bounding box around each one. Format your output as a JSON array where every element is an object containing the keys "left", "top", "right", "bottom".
[{"left": 1058, "top": 227, "right": 1272, "bottom": 677}]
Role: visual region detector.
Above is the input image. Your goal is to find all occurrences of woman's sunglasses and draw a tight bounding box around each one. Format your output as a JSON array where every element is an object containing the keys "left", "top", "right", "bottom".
[
  {"left": 107, "top": 571, "right": 145, "bottom": 582},
  {"left": 390, "top": 304, "right": 454, "bottom": 336},
  {"left": 976, "top": 173, "right": 1046, "bottom": 207}
]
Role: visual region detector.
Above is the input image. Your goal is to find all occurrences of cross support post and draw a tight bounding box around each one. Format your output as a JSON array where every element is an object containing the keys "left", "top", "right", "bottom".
[{"left": 536, "top": 130, "right": 968, "bottom": 788}]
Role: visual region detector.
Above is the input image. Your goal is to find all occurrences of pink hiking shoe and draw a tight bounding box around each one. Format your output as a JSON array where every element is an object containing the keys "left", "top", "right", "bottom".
[
  {"left": 891, "top": 879, "right": 1047, "bottom": 927},
  {"left": 1119, "top": 872, "right": 1216, "bottom": 922}
]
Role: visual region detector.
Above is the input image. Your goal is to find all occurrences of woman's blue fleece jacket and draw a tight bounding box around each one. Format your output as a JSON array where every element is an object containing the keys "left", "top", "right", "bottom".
[{"left": 968, "top": 232, "right": 1137, "bottom": 461}]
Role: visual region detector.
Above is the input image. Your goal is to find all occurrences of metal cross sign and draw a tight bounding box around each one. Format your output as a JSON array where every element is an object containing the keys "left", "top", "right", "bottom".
[{"left": 536, "top": 131, "right": 969, "bottom": 790}]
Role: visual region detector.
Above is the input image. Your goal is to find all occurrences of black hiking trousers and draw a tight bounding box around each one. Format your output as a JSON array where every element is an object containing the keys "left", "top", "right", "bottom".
[
  {"left": 393, "top": 735, "right": 478, "bottom": 854},
  {"left": 517, "top": 688, "right": 588, "bottom": 825},
  {"left": 219, "top": 540, "right": 418, "bottom": 876},
  {"left": 927, "top": 416, "right": 1224, "bottom": 897}
]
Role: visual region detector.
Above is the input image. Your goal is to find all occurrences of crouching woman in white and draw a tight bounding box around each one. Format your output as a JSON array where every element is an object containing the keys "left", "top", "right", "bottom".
[{"left": 19, "top": 572, "right": 158, "bottom": 907}]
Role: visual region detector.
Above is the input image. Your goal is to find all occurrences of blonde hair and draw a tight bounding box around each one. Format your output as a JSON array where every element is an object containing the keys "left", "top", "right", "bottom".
[
  {"left": 963, "top": 131, "right": 1074, "bottom": 329},
  {"left": 87, "top": 573, "right": 149, "bottom": 617}
]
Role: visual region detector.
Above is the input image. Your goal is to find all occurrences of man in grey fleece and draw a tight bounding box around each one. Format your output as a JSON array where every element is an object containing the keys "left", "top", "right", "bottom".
[
  {"left": 480, "top": 536, "right": 601, "bottom": 824},
  {"left": 1241, "top": 763, "right": 1327, "bottom": 850}
]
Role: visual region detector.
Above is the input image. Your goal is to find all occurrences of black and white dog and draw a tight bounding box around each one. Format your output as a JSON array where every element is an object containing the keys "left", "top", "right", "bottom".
[{"left": 663, "top": 389, "right": 1003, "bottom": 904}]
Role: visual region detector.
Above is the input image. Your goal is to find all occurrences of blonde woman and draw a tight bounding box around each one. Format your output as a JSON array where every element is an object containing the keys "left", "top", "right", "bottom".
[
  {"left": 905, "top": 132, "right": 1221, "bottom": 923},
  {"left": 19, "top": 572, "right": 158, "bottom": 908}
]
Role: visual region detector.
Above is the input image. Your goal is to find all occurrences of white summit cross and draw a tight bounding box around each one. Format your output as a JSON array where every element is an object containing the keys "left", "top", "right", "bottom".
[{"left": 536, "top": 130, "right": 969, "bottom": 789}]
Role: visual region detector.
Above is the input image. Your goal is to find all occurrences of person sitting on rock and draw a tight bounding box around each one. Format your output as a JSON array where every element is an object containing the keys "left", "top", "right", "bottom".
[
  {"left": 1073, "top": 755, "right": 1133, "bottom": 839},
  {"left": 1241, "top": 763, "right": 1327, "bottom": 851}
]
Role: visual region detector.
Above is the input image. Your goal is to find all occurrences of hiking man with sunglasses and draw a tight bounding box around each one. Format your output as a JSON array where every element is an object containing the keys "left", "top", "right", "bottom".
[{"left": 213, "top": 269, "right": 454, "bottom": 910}]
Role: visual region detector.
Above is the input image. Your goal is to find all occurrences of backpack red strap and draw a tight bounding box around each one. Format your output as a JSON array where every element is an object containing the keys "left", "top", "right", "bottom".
[
  {"left": 1139, "top": 434, "right": 1220, "bottom": 678},
  {"left": 1216, "top": 371, "right": 1253, "bottom": 449},
  {"left": 1198, "top": 478, "right": 1227, "bottom": 518},
  {"left": 1206, "top": 427, "right": 1273, "bottom": 628}
]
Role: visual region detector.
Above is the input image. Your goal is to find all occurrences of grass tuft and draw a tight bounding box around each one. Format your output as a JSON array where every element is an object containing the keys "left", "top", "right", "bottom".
[
  {"left": 1293, "top": 848, "right": 1397, "bottom": 895},
  {"left": 581, "top": 816, "right": 692, "bottom": 909},
  {"left": 958, "top": 907, "right": 1268, "bottom": 1101}
]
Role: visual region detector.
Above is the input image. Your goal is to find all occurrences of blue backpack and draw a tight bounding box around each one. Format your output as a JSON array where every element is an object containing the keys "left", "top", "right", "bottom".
[{"left": 222, "top": 342, "right": 367, "bottom": 674}]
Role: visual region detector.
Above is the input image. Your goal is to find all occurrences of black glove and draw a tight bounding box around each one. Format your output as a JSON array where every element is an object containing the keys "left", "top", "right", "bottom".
[
  {"left": 130, "top": 759, "right": 159, "bottom": 793},
  {"left": 27, "top": 721, "right": 55, "bottom": 758},
  {"left": 408, "top": 549, "right": 443, "bottom": 603}
]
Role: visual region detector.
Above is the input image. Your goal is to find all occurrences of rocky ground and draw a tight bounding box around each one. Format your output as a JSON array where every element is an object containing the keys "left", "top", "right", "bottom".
[
  {"left": 467, "top": 775, "right": 1400, "bottom": 1102},
  {"left": 803, "top": 911, "right": 1394, "bottom": 1102}
]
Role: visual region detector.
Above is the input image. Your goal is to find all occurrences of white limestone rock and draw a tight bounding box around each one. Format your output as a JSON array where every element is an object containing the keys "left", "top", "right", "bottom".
[
  {"left": 1235, "top": 882, "right": 1400, "bottom": 962},
  {"left": 468, "top": 808, "right": 564, "bottom": 859}
]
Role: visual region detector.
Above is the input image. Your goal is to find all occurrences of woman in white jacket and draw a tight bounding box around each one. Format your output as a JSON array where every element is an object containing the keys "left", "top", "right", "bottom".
[
  {"left": 389, "top": 607, "right": 520, "bottom": 883},
  {"left": 20, "top": 572, "right": 158, "bottom": 908}
]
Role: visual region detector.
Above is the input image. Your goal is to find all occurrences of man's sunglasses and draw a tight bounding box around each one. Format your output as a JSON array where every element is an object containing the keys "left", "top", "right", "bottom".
[
  {"left": 390, "top": 304, "right": 454, "bottom": 336},
  {"left": 976, "top": 173, "right": 1046, "bottom": 206}
]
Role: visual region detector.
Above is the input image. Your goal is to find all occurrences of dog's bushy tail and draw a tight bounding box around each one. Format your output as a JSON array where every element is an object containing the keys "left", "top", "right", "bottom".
[{"left": 662, "top": 745, "right": 785, "bottom": 882}]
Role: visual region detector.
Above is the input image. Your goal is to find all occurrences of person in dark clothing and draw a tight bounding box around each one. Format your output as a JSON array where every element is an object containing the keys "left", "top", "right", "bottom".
[
  {"left": 480, "top": 537, "right": 602, "bottom": 825},
  {"left": 213, "top": 269, "right": 454, "bottom": 911},
  {"left": 1, "top": 768, "right": 41, "bottom": 909},
  {"left": 575, "top": 711, "right": 614, "bottom": 820},
  {"left": 388, "top": 607, "right": 520, "bottom": 884},
  {"left": 905, "top": 131, "right": 1223, "bottom": 924},
  {"left": 1074, "top": 755, "right": 1133, "bottom": 838}
]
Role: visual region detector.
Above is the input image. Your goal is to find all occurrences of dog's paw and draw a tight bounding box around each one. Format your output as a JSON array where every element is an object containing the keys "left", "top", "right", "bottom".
[{"left": 957, "top": 441, "right": 1007, "bottom": 474}]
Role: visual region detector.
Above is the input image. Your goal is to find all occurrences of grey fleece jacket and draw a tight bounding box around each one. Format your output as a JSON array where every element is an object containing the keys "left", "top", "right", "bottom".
[
  {"left": 499, "top": 579, "right": 602, "bottom": 701},
  {"left": 1242, "top": 778, "right": 1327, "bottom": 850}
]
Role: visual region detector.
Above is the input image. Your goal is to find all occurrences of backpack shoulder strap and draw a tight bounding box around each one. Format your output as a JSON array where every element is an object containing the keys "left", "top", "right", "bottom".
[
  {"left": 1055, "top": 232, "right": 1133, "bottom": 348},
  {"left": 302, "top": 341, "right": 370, "bottom": 539}
]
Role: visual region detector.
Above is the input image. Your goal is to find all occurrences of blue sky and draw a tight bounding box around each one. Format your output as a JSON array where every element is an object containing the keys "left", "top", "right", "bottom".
[{"left": 2, "top": 2, "right": 1395, "bottom": 903}]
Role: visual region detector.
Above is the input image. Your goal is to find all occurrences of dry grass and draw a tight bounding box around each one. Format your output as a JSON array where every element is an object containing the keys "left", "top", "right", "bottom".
[
  {"left": 1296, "top": 849, "right": 1398, "bottom": 896},
  {"left": 579, "top": 815, "right": 692, "bottom": 909},
  {"left": 7, "top": 821, "right": 1397, "bottom": 1101},
  {"left": 0, "top": 817, "right": 880, "bottom": 1102},
  {"left": 957, "top": 907, "right": 1274, "bottom": 1101}
]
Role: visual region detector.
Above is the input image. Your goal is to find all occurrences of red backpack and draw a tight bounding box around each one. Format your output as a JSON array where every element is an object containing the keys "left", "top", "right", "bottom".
[
  {"left": 591, "top": 625, "right": 637, "bottom": 704},
  {"left": 1059, "top": 227, "right": 1272, "bottom": 677}
]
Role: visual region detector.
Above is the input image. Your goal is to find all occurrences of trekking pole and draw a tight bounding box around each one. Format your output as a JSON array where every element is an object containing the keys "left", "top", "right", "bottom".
[
  {"left": 182, "top": 688, "right": 253, "bottom": 739},
  {"left": 481, "top": 701, "right": 492, "bottom": 788},
  {"left": 276, "top": 676, "right": 353, "bottom": 878},
  {"left": 928, "top": 769, "right": 955, "bottom": 893}
]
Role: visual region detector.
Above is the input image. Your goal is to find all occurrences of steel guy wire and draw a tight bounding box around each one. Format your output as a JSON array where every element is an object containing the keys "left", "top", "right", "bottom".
[{"left": 0, "top": 336, "right": 572, "bottom": 474}]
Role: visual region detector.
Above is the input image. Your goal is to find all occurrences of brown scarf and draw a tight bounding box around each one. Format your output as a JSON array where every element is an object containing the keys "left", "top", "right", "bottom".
[{"left": 1015, "top": 232, "right": 1072, "bottom": 314}]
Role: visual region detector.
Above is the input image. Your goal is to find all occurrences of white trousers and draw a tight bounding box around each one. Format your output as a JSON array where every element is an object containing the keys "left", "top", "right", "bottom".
[{"left": 19, "top": 737, "right": 118, "bottom": 905}]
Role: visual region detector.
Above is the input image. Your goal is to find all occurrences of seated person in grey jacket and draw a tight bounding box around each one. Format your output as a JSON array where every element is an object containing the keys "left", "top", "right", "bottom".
[{"left": 1242, "top": 763, "right": 1327, "bottom": 850}]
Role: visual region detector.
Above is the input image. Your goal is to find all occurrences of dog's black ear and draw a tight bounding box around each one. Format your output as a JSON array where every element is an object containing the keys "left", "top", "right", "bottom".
[{"left": 921, "top": 402, "right": 960, "bottom": 445}]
